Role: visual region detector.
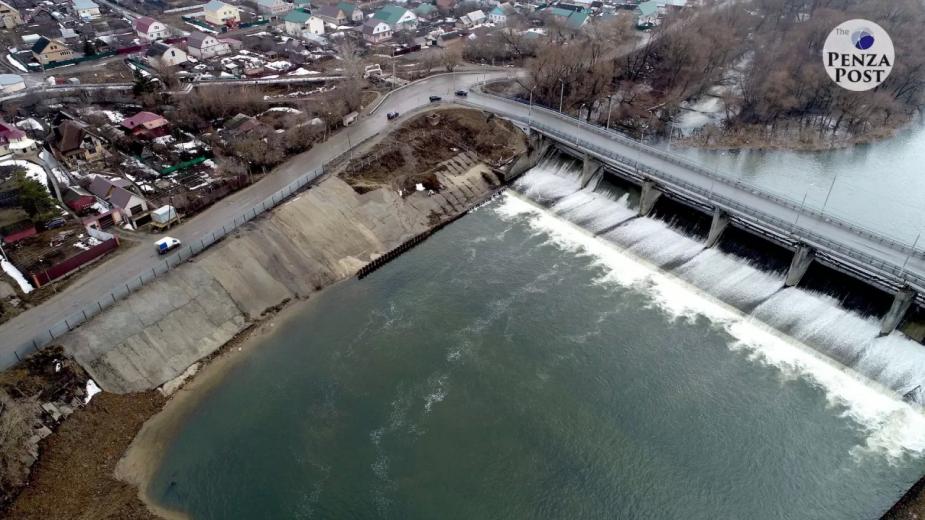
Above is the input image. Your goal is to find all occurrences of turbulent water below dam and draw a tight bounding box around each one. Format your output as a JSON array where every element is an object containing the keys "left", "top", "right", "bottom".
[{"left": 149, "top": 158, "right": 925, "bottom": 519}]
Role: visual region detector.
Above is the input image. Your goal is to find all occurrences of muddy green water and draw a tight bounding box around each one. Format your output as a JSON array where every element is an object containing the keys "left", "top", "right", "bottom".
[{"left": 148, "top": 193, "right": 925, "bottom": 519}]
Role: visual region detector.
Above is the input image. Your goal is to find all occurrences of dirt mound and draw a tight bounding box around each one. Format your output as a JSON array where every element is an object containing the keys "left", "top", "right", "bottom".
[{"left": 340, "top": 108, "right": 526, "bottom": 193}]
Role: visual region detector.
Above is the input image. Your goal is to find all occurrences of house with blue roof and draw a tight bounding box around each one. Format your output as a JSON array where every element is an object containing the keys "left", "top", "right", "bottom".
[
  {"left": 635, "top": 0, "right": 659, "bottom": 27},
  {"left": 488, "top": 3, "right": 513, "bottom": 25}
]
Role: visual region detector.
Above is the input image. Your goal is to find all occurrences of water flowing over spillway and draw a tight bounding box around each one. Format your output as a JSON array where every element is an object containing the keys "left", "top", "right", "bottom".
[
  {"left": 513, "top": 157, "right": 925, "bottom": 410},
  {"left": 149, "top": 157, "right": 925, "bottom": 520}
]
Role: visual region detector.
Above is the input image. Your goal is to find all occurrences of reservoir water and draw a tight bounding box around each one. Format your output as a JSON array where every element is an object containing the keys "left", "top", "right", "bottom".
[{"left": 150, "top": 161, "right": 925, "bottom": 519}]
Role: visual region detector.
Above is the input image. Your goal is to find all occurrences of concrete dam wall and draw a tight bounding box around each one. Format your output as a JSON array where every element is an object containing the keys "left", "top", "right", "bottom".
[{"left": 61, "top": 165, "right": 499, "bottom": 393}]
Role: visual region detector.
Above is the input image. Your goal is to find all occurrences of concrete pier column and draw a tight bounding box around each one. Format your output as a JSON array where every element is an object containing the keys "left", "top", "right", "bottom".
[
  {"left": 784, "top": 245, "right": 814, "bottom": 287},
  {"left": 580, "top": 153, "right": 602, "bottom": 189},
  {"left": 880, "top": 287, "right": 916, "bottom": 336},
  {"left": 638, "top": 180, "right": 661, "bottom": 217},
  {"left": 705, "top": 208, "right": 729, "bottom": 248}
]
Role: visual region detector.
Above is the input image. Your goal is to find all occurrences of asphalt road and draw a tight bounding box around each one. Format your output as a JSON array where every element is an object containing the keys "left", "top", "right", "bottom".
[
  {"left": 0, "top": 70, "right": 515, "bottom": 363},
  {"left": 2, "top": 68, "right": 920, "bottom": 364}
]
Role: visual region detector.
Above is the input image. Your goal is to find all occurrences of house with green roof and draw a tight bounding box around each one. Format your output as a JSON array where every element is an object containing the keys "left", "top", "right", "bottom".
[
  {"left": 635, "top": 0, "right": 658, "bottom": 27},
  {"left": 542, "top": 6, "right": 588, "bottom": 30},
  {"left": 414, "top": 3, "right": 437, "bottom": 20},
  {"left": 488, "top": 4, "right": 512, "bottom": 25},
  {"left": 283, "top": 9, "right": 324, "bottom": 36},
  {"left": 336, "top": 1, "right": 364, "bottom": 22},
  {"left": 373, "top": 4, "right": 418, "bottom": 31}
]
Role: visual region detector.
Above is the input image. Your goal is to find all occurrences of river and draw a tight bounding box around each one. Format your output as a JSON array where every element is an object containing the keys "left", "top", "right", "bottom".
[
  {"left": 671, "top": 122, "right": 925, "bottom": 245},
  {"left": 147, "top": 159, "right": 925, "bottom": 519}
]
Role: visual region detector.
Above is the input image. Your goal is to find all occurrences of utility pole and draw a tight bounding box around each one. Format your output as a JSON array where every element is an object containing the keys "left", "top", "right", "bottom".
[
  {"left": 821, "top": 171, "right": 840, "bottom": 215},
  {"left": 558, "top": 80, "right": 564, "bottom": 113}
]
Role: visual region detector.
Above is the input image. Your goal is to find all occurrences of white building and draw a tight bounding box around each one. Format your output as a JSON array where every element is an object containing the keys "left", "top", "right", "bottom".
[
  {"left": 460, "top": 9, "right": 485, "bottom": 26},
  {"left": 187, "top": 31, "right": 231, "bottom": 58},
  {"left": 362, "top": 18, "right": 391, "bottom": 43},
  {"left": 203, "top": 0, "right": 240, "bottom": 26},
  {"left": 283, "top": 10, "right": 324, "bottom": 37},
  {"left": 134, "top": 16, "right": 170, "bottom": 41},
  {"left": 72, "top": 0, "right": 100, "bottom": 20},
  {"left": 256, "top": 0, "right": 292, "bottom": 17},
  {"left": 146, "top": 42, "right": 188, "bottom": 67}
]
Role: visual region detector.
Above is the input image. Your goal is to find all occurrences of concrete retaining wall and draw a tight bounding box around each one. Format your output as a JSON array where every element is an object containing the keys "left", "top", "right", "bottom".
[{"left": 60, "top": 166, "right": 497, "bottom": 393}]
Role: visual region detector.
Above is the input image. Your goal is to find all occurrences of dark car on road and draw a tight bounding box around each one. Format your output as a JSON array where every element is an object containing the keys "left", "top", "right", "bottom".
[
  {"left": 387, "top": 111, "right": 399, "bottom": 120},
  {"left": 455, "top": 90, "right": 468, "bottom": 97},
  {"left": 429, "top": 95, "right": 442, "bottom": 102}
]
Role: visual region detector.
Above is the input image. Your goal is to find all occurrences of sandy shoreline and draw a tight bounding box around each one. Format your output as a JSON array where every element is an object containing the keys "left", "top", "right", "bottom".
[{"left": 115, "top": 294, "right": 318, "bottom": 519}]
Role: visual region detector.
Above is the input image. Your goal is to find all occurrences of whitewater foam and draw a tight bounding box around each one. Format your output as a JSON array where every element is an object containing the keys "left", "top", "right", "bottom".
[{"left": 495, "top": 192, "right": 925, "bottom": 460}]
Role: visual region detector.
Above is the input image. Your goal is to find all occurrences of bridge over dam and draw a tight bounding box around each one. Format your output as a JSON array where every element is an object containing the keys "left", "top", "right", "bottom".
[{"left": 463, "top": 91, "right": 925, "bottom": 336}]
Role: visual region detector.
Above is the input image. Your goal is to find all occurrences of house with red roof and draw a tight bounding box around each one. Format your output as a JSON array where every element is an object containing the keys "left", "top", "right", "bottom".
[
  {"left": 0, "top": 120, "right": 37, "bottom": 155},
  {"left": 120, "top": 111, "right": 169, "bottom": 139},
  {"left": 134, "top": 16, "right": 170, "bottom": 41}
]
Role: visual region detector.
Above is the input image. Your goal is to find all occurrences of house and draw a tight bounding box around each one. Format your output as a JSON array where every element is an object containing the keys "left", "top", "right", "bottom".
[
  {"left": 543, "top": 6, "right": 589, "bottom": 30},
  {"left": 223, "top": 113, "right": 265, "bottom": 136},
  {"left": 187, "top": 31, "right": 231, "bottom": 58},
  {"left": 87, "top": 175, "right": 149, "bottom": 228},
  {"left": 146, "top": 42, "right": 188, "bottom": 67},
  {"left": 49, "top": 119, "right": 105, "bottom": 165},
  {"left": 1, "top": 220, "right": 36, "bottom": 245},
  {"left": 0, "top": 1, "right": 22, "bottom": 29},
  {"left": 361, "top": 18, "right": 391, "bottom": 43},
  {"left": 0, "top": 121, "right": 37, "bottom": 155},
  {"left": 313, "top": 5, "right": 345, "bottom": 25},
  {"left": 203, "top": 0, "right": 240, "bottom": 26},
  {"left": 414, "top": 3, "right": 436, "bottom": 20},
  {"left": 72, "top": 0, "right": 100, "bottom": 20},
  {"left": 373, "top": 5, "right": 417, "bottom": 31},
  {"left": 283, "top": 10, "right": 324, "bottom": 37},
  {"left": 256, "top": 0, "right": 292, "bottom": 17},
  {"left": 634, "top": 0, "right": 658, "bottom": 26},
  {"left": 336, "top": 1, "right": 364, "bottom": 22},
  {"left": 134, "top": 16, "right": 170, "bottom": 41},
  {"left": 120, "top": 111, "right": 170, "bottom": 139},
  {"left": 62, "top": 186, "right": 95, "bottom": 213},
  {"left": 488, "top": 4, "right": 511, "bottom": 25},
  {"left": 31, "top": 37, "right": 74, "bottom": 65},
  {"left": 460, "top": 9, "right": 485, "bottom": 26}
]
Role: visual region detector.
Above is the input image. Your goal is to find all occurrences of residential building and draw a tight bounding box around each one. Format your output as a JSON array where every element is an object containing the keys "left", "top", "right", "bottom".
[
  {"left": 314, "top": 5, "right": 346, "bottom": 25},
  {"left": 203, "top": 0, "right": 240, "bottom": 26},
  {"left": 187, "top": 31, "right": 232, "bottom": 58},
  {"left": 634, "top": 0, "right": 658, "bottom": 26},
  {"left": 31, "top": 37, "right": 74, "bottom": 65},
  {"left": 50, "top": 120, "right": 106, "bottom": 165},
  {"left": 120, "top": 111, "right": 170, "bottom": 139},
  {"left": 361, "top": 18, "right": 391, "bottom": 43},
  {"left": 0, "top": 121, "right": 37, "bottom": 155},
  {"left": 88, "top": 175, "right": 149, "bottom": 228},
  {"left": 283, "top": 10, "right": 324, "bottom": 37},
  {"left": 256, "top": 0, "right": 292, "bottom": 17},
  {"left": 488, "top": 4, "right": 511, "bottom": 24},
  {"left": 134, "top": 16, "right": 170, "bottom": 41},
  {"left": 373, "top": 5, "right": 417, "bottom": 31},
  {"left": 1, "top": 220, "right": 36, "bottom": 245},
  {"left": 413, "top": 3, "right": 436, "bottom": 20},
  {"left": 0, "top": 1, "right": 22, "bottom": 29},
  {"left": 460, "top": 9, "right": 485, "bottom": 26},
  {"left": 146, "top": 42, "right": 188, "bottom": 67},
  {"left": 72, "top": 0, "right": 100, "bottom": 20},
  {"left": 62, "top": 186, "right": 95, "bottom": 213},
  {"left": 336, "top": 1, "right": 364, "bottom": 22},
  {"left": 542, "top": 6, "right": 589, "bottom": 30}
]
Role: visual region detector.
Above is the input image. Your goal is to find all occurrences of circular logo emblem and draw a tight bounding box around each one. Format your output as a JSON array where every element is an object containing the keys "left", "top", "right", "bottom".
[{"left": 823, "top": 19, "right": 894, "bottom": 92}]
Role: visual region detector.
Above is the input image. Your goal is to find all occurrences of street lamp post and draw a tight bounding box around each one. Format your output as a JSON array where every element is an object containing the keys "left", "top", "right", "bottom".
[
  {"left": 821, "top": 171, "right": 839, "bottom": 215},
  {"left": 606, "top": 95, "right": 614, "bottom": 130},
  {"left": 558, "top": 80, "right": 565, "bottom": 113},
  {"left": 528, "top": 85, "right": 536, "bottom": 123}
]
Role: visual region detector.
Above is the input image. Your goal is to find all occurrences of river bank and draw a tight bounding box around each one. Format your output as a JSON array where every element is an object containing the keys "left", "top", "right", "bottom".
[{"left": 0, "top": 107, "right": 528, "bottom": 518}]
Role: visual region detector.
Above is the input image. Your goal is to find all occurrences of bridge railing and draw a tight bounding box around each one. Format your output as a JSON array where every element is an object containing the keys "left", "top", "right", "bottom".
[
  {"left": 472, "top": 90, "right": 922, "bottom": 257},
  {"left": 521, "top": 117, "right": 925, "bottom": 289}
]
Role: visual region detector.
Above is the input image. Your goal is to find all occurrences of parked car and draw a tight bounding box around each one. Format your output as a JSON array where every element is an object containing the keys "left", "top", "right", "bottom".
[
  {"left": 455, "top": 90, "right": 468, "bottom": 97},
  {"left": 44, "top": 217, "right": 66, "bottom": 229},
  {"left": 387, "top": 111, "right": 400, "bottom": 120},
  {"left": 429, "top": 95, "right": 442, "bottom": 102},
  {"left": 155, "top": 236, "right": 182, "bottom": 255}
]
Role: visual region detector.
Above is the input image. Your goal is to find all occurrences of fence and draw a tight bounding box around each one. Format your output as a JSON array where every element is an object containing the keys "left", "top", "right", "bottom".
[
  {"left": 474, "top": 101, "right": 925, "bottom": 292},
  {"left": 475, "top": 89, "right": 924, "bottom": 257},
  {"left": 30, "top": 238, "right": 119, "bottom": 287},
  {"left": 4, "top": 165, "right": 326, "bottom": 368}
]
